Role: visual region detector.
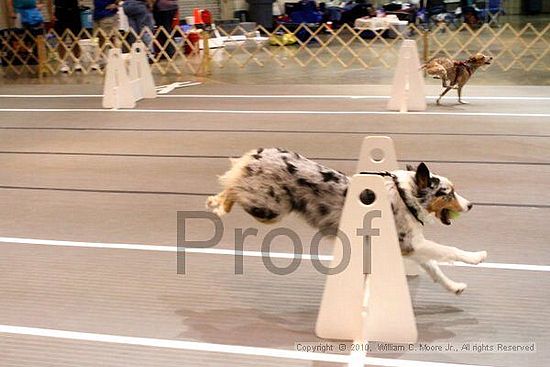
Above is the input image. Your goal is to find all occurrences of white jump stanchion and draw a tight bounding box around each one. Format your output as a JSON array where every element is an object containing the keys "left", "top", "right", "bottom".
[
  {"left": 128, "top": 42, "right": 156, "bottom": 101},
  {"left": 102, "top": 48, "right": 135, "bottom": 109},
  {"left": 102, "top": 42, "right": 156, "bottom": 109},
  {"left": 315, "top": 173, "right": 418, "bottom": 344},
  {"left": 356, "top": 136, "right": 421, "bottom": 276},
  {"left": 356, "top": 136, "right": 398, "bottom": 173},
  {"left": 387, "top": 40, "right": 426, "bottom": 112}
]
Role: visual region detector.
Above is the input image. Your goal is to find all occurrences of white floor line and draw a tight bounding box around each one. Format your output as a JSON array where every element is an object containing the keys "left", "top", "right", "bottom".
[
  {"left": 0, "top": 324, "right": 495, "bottom": 367},
  {"left": 1, "top": 236, "right": 549, "bottom": 272},
  {"left": 0, "top": 94, "right": 549, "bottom": 101},
  {"left": 0, "top": 236, "right": 332, "bottom": 260},
  {"left": 0, "top": 108, "right": 548, "bottom": 118}
]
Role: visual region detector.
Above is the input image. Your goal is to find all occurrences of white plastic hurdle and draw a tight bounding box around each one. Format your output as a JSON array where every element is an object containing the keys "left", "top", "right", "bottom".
[
  {"left": 103, "top": 43, "right": 156, "bottom": 109},
  {"left": 356, "top": 136, "right": 421, "bottom": 276},
  {"left": 387, "top": 40, "right": 427, "bottom": 112},
  {"left": 316, "top": 136, "right": 418, "bottom": 345}
]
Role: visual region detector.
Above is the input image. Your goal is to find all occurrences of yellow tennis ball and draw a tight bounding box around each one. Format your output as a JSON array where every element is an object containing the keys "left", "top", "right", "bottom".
[{"left": 448, "top": 210, "right": 461, "bottom": 220}]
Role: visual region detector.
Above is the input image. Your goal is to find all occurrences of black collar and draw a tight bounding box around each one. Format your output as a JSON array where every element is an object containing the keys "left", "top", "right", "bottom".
[{"left": 359, "top": 171, "right": 424, "bottom": 226}]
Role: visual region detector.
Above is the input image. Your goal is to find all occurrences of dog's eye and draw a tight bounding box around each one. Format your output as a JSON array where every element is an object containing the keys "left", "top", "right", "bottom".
[{"left": 435, "top": 189, "right": 447, "bottom": 197}]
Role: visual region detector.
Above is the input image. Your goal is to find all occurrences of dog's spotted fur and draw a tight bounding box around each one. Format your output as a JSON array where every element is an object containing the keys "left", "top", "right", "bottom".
[{"left": 207, "top": 148, "right": 487, "bottom": 295}]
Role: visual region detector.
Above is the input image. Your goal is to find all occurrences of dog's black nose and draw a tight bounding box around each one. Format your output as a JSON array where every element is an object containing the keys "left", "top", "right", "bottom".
[{"left": 467, "top": 203, "right": 473, "bottom": 211}]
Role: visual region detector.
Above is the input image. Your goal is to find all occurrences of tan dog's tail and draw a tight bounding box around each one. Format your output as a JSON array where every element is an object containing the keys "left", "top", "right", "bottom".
[
  {"left": 419, "top": 60, "right": 436, "bottom": 71},
  {"left": 419, "top": 56, "right": 439, "bottom": 71}
]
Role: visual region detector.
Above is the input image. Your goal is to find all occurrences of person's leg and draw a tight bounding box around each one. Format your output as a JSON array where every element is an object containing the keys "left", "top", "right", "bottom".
[
  {"left": 152, "top": 11, "right": 163, "bottom": 57},
  {"left": 95, "top": 15, "right": 119, "bottom": 62},
  {"left": 55, "top": 9, "right": 82, "bottom": 72},
  {"left": 21, "top": 21, "right": 44, "bottom": 67},
  {"left": 127, "top": 14, "right": 139, "bottom": 35},
  {"left": 124, "top": 1, "right": 141, "bottom": 36},
  {"left": 69, "top": 15, "right": 82, "bottom": 69},
  {"left": 108, "top": 14, "right": 120, "bottom": 46},
  {"left": 160, "top": 10, "right": 177, "bottom": 31},
  {"left": 164, "top": 10, "right": 177, "bottom": 57},
  {"left": 54, "top": 11, "right": 70, "bottom": 72},
  {"left": 123, "top": 1, "right": 154, "bottom": 55},
  {"left": 137, "top": 9, "right": 155, "bottom": 54},
  {"left": 155, "top": 10, "right": 176, "bottom": 58}
]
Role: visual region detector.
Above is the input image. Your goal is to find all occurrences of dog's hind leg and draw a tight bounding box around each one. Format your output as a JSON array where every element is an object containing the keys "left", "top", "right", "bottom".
[
  {"left": 420, "top": 260, "right": 467, "bottom": 295},
  {"left": 206, "top": 190, "right": 236, "bottom": 217},
  {"left": 441, "top": 74, "right": 451, "bottom": 88},
  {"left": 242, "top": 205, "right": 281, "bottom": 224},
  {"left": 436, "top": 87, "right": 452, "bottom": 105},
  {"left": 457, "top": 86, "right": 468, "bottom": 104}
]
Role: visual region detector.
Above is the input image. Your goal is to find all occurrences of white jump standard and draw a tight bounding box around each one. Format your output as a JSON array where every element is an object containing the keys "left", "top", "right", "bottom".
[
  {"left": 102, "top": 43, "right": 156, "bottom": 109},
  {"left": 206, "top": 136, "right": 488, "bottom": 344},
  {"left": 356, "top": 136, "right": 421, "bottom": 277},
  {"left": 387, "top": 40, "right": 427, "bottom": 112}
]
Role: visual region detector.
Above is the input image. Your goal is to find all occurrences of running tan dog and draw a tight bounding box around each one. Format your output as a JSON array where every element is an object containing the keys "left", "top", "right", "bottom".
[{"left": 421, "top": 53, "right": 493, "bottom": 105}]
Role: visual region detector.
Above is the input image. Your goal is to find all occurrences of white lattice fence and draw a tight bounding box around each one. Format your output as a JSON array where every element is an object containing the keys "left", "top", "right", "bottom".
[
  {"left": 427, "top": 23, "right": 550, "bottom": 71},
  {"left": 1, "top": 23, "right": 548, "bottom": 77},
  {"left": 211, "top": 23, "right": 423, "bottom": 70},
  {"left": 0, "top": 27, "right": 202, "bottom": 76},
  {"left": 210, "top": 22, "right": 549, "bottom": 72}
]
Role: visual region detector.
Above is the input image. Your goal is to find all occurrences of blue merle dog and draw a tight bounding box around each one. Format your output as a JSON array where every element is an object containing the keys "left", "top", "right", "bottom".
[{"left": 207, "top": 148, "right": 487, "bottom": 294}]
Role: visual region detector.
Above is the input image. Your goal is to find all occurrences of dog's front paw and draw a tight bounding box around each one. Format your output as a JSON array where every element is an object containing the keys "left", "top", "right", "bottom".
[
  {"left": 458, "top": 100, "right": 469, "bottom": 104},
  {"left": 477, "top": 250, "right": 488, "bottom": 263},
  {"left": 451, "top": 282, "right": 467, "bottom": 295},
  {"left": 469, "top": 251, "right": 488, "bottom": 265}
]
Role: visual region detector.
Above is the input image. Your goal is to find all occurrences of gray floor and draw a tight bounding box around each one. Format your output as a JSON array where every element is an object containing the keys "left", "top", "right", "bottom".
[{"left": 0, "top": 83, "right": 549, "bottom": 367}]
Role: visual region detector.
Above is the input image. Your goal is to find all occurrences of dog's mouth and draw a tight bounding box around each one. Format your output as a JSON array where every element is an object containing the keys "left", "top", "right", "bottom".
[
  {"left": 485, "top": 59, "right": 492, "bottom": 65},
  {"left": 439, "top": 209, "right": 452, "bottom": 226}
]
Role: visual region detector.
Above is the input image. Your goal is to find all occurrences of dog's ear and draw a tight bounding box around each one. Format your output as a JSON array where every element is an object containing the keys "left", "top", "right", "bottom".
[
  {"left": 415, "top": 162, "right": 431, "bottom": 189},
  {"left": 406, "top": 164, "right": 415, "bottom": 171}
]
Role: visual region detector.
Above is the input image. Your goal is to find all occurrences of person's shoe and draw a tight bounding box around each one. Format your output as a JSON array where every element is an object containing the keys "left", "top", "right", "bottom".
[
  {"left": 90, "top": 63, "right": 101, "bottom": 71},
  {"left": 74, "top": 62, "right": 83, "bottom": 72},
  {"left": 60, "top": 63, "right": 70, "bottom": 73}
]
